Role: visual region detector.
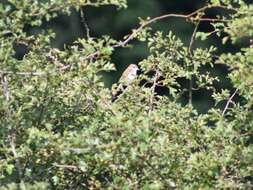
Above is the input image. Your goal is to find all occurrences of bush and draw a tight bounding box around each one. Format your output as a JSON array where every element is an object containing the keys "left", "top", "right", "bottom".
[{"left": 0, "top": 0, "right": 252, "bottom": 189}]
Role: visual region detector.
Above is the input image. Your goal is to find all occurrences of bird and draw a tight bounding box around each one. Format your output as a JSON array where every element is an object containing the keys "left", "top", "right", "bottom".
[
  {"left": 119, "top": 64, "right": 139, "bottom": 85},
  {"left": 112, "top": 64, "right": 139, "bottom": 101}
]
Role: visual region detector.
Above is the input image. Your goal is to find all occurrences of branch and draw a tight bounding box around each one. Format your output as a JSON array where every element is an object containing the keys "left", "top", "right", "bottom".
[
  {"left": 0, "top": 70, "right": 47, "bottom": 77},
  {"left": 1, "top": 74, "right": 11, "bottom": 102},
  {"left": 188, "top": 21, "right": 200, "bottom": 56},
  {"left": 80, "top": 8, "right": 91, "bottom": 38},
  {"left": 79, "top": 4, "right": 236, "bottom": 62},
  {"left": 53, "top": 163, "right": 78, "bottom": 170},
  {"left": 10, "top": 135, "right": 23, "bottom": 181},
  {"left": 222, "top": 88, "right": 238, "bottom": 116},
  {"left": 148, "top": 70, "right": 160, "bottom": 115},
  {"left": 114, "top": 4, "right": 234, "bottom": 48},
  {"left": 188, "top": 18, "right": 201, "bottom": 106},
  {"left": 36, "top": 80, "right": 50, "bottom": 128},
  {"left": 138, "top": 155, "right": 176, "bottom": 188},
  {"left": 64, "top": 147, "right": 88, "bottom": 154},
  {"left": 1, "top": 74, "right": 23, "bottom": 181}
]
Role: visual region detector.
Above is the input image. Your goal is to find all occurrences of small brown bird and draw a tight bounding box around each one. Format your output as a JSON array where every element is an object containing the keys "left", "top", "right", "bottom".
[
  {"left": 119, "top": 64, "right": 139, "bottom": 85},
  {"left": 112, "top": 64, "right": 139, "bottom": 101}
]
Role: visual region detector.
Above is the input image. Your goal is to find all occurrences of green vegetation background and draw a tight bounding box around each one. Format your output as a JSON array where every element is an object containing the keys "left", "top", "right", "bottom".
[
  {"left": 1, "top": 0, "right": 253, "bottom": 189},
  {"left": 23, "top": 0, "right": 235, "bottom": 113}
]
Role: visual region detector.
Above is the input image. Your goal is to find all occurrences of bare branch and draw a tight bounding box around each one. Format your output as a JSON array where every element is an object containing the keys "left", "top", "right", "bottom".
[
  {"left": 10, "top": 135, "right": 23, "bottom": 181},
  {"left": 53, "top": 163, "right": 78, "bottom": 170},
  {"left": 64, "top": 147, "right": 88, "bottom": 154},
  {"left": 80, "top": 5, "right": 236, "bottom": 62},
  {"left": 80, "top": 8, "right": 91, "bottom": 38},
  {"left": 189, "top": 22, "right": 201, "bottom": 56},
  {"left": 1, "top": 74, "right": 11, "bottom": 102},
  {"left": 1, "top": 74, "right": 23, "bottom": 181},
  {"left": 0, "top": 70, "right": 47, "bottom": 77},
  {"left": 138, "top": 155, "right": 177, "bottom": 188},
  {"left": 188, "top": 18, "right": 201, "bottom": 106},
  {"left": 114, "top": 5, "right": 234, "bottom": 48},
  {"left": 149, "top": 70, "right": 160, "bottom": 115},
  {"left": 222, "top": 89, "right": 238, "bottom": 116}
]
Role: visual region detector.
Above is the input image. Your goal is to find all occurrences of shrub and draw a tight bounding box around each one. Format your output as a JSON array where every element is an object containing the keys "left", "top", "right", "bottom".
[{"left": 0, "top": 0, "right": 252, "bottom": 189}]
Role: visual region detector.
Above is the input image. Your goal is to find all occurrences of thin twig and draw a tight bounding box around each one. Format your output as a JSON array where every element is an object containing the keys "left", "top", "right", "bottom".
[
  {"left": 187, "top": 0, "right": 210, "bottom": 106},
  {"left": 80, "top": 8, "right": 90, "bottom": 38},
  {"left": 64, "top": 147, "right": 88, "bottom": 154},
  {"left": 36, "top": 78, "right": 50, "bottom": 128},
  {"left": 222, "top": 89, "right": 238, "bottom": 116},
  {"left": 206, "top": 29, "right": 220, "bottom": 36},
  {"left": 53, "top": 163, "right": 78, "bottom": 170},
  {"left": 1, "top": 44, "right": 24, "bottom": 182},
  {"left": 10, "top": 135, "right": 23, "bottom": 181},
  {"left": 1, "top": 74, "right": 23, "bottom": 181},
  {"left": 188, "top": 22, "right": 200, "bottom": 56},
  {"left": 138, "top": 155, "right": 176, "bottom": 188},
  {"left": 149, "top": 70, "right": 160, "bottom": 115},
  {"left": 188, "top": 19, "right": 201, "bottom": 105},
  {"left": 0, "top": 70, "right": 47, "bottom": 76},
  {"left": 1, "top": 74, "right": 11, "bottom": 102}
]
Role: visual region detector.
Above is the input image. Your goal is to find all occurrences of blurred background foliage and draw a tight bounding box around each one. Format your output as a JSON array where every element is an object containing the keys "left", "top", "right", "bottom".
[{"left": 19, "top": 0, "right": 246, "bottom": 112}]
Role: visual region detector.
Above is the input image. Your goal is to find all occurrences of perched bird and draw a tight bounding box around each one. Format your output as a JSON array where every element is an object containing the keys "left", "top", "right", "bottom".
[
  {"left": 119, "top": 64, "right": 139, "bottom": 85},
  {"left": 112, "top": 64, "right": 139, "bottom": 101}
]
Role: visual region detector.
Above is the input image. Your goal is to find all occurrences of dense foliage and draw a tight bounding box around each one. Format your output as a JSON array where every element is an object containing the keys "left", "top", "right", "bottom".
[{"left": 0, "top": 0, "right": 252, "bottom": 189}]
